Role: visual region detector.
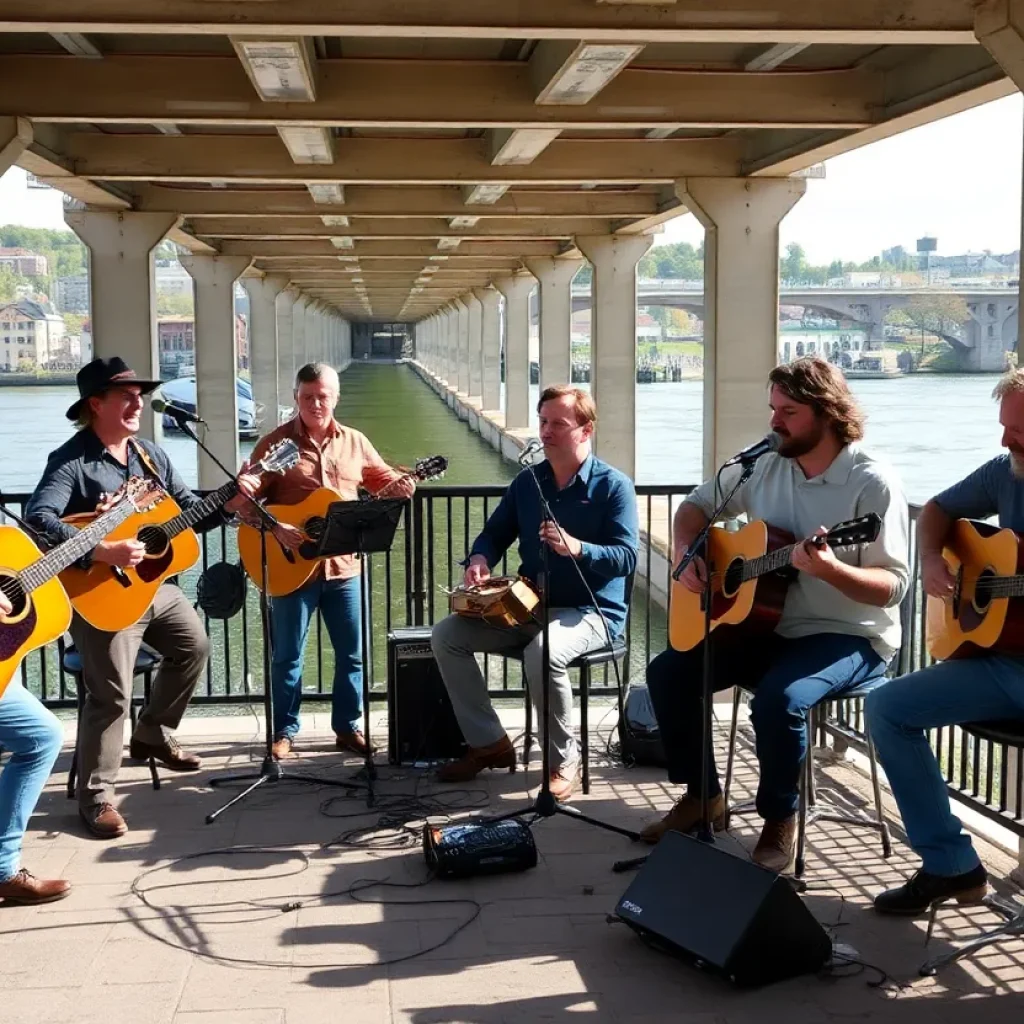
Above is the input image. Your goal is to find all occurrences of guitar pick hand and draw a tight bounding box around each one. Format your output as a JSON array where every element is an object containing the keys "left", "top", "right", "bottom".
[{"left": 791, "top": 526, "right": 839, "bottom": 580}]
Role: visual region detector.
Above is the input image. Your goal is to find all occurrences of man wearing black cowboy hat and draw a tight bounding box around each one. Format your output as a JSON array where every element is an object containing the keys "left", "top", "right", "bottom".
[{"left": 25, "top": 357, "right": 260, "bottom": 839}]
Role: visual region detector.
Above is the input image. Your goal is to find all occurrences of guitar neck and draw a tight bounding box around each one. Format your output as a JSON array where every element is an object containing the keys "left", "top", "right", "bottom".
[
  {"left": 165, "top": 479, "right": 239, "bottom": 538},
  {"left": 740, "top": 540, "right": 800, "bottom": 583},
  {"left": 21, "top": 499, "right": 139, "bottom": 592},
  {"left": 978, "top": 574, "right": 1024, "bottom": 599}
]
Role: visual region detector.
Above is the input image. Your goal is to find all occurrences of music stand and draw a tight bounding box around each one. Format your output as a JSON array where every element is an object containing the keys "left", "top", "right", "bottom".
[{"left": 315, "top": 497, "right": 406, "bottom": 808}]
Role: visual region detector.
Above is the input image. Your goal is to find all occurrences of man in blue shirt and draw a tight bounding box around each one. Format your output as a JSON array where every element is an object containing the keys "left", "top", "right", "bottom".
[
  {"left": 431, "top": 385, "right": 638, "bottom": 801},
  {"left": 867, "top": 370, "right": 1024, "bottom": 914}
]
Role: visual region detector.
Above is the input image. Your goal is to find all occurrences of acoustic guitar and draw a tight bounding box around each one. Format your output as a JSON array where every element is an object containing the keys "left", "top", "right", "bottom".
[
  {"left": 668, "top": 513, "right": 882, "bottom": 652},
  {"left": 926, "top": 518, "right": 1024, "bottom": 661},
  {"left": 0, "top": 478, "right": 163, "bottom": 700},
  {"left": 59, "top": 439, "right": 300, "bottom": 632},
  {"left": 238, "top": 454, "right": 449, "bottom": 597}
]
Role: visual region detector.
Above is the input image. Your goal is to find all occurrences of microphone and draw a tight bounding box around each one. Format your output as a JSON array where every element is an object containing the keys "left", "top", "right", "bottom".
[
  {"left": 152, "top": 398, "right": 206, "bottom": 426},
  {"left": 517, "top": 438, "right": 544, "bottom": 465},
  {"left": 722, "top": 431, "right": 782, "bottom": 468}
]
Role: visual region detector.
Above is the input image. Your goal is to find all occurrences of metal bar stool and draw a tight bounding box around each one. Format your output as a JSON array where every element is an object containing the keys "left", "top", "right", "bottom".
[
  {"left": 722, "top": 676, "right": 892, "bottom": 878},
  {"left": 61, "top": 640, "right": 164, "bottom": 798},
  {"left": 920, "top": 718, "right": 1024, "bottom": 977}
]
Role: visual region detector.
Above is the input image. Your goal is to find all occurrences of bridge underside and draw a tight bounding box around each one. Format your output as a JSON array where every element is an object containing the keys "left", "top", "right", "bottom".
[{"left": 1, "top": 1, "right": 1022, "bottom": 472}]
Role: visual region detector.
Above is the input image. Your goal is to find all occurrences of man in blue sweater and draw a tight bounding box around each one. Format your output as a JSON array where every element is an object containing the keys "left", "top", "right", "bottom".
[{"left": 432, "top": 386, "right": 638, "bottom": 801}]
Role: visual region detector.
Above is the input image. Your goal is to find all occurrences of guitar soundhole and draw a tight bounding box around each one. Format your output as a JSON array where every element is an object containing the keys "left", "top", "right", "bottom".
[
  {"left": 722, "top": 558, "right": 745, "bottom": 598},
  {"left": 296, "top": 516, "right": 325, "bottom": 560},
  {"left": 0, "top": 572, "right": 28, "bottom": 621},
  {"left": 971, "top": 568, "right": 995, "bottom": 615},
  {"left": 138, "top": 525, "right": 170, "bottom": 557}
]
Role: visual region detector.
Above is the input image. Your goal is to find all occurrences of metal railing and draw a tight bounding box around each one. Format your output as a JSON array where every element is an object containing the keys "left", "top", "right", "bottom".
[{"left": 2, "top": 487, "right": 1021, "bottom": 842}]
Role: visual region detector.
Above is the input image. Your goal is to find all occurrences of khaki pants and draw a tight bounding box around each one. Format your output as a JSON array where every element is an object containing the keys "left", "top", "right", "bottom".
[{"left": 69, "top": 584, "right": 210, "bottom": 808}]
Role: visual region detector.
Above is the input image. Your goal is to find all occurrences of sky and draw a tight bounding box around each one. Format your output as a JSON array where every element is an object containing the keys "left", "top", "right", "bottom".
[{"left": 2, "top": 91, "right": 1022, "bottom": 267}]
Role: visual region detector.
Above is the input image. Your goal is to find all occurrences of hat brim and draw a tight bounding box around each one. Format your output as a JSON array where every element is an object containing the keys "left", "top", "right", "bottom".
[{"left": 65, "top": 378, "right": 163, "bottom": 421}]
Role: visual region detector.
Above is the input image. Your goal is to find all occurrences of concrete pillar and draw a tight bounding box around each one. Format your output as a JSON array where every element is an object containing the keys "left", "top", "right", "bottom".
[
  {"left": 465, "top": 292, "right": 484, "bottom": 400},
  {"left": 276, "top": 287, "right": 299, "bottom": 419},
  {"left": 525, "top": 256, "right": 584, "bottom": 391},
  {"left": 242, "top": 274, "right": 287, "bottom": 439},
  {"left": 65, "top": 210, "right": 178, "bottom": 440},
  {"left": 452, "top": 297, "right": 469, "bottom": 394},
  {"left": 574, "top": 235, "right": 652, "bottom": 476},
  {"left": 445, "top": 304, "right": 459, "bottom": 386},
  {"left": 180, "top": 253, "right": 252, "bottom": 488},
  {"left": 292, "top": 294, "right": 309, "bottom": 372},
  {"left": 678, "top": 178, "right": 805, "bottom": 476},
  {"left": 495, "top": 271, "right": 535, "bottom": 430},
  {"left": 340, "top": 317, "right": 351, "bottom": 371},
  {"left": 474, "top": 287, "right": 502, "bottom": 412},
  {"left": 0, "top": 117, "right": 32, "bottom": 176}
]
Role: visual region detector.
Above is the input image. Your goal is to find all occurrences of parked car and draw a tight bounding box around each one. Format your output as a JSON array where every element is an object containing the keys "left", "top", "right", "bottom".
[{"left": 158, "top": 375, "right": 261, "bottom": 438}]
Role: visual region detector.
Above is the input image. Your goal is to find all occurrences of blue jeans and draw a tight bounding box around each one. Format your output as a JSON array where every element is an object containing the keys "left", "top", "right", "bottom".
[
  {"left": 0, "top": 684, "right": 63, "bottom": 882},
  {"left": 270, "top": 575, "right": 362, "bottom": 739},
  {"left": 646, "top": 632, "right": 887, "bottom": 821},
  {"left": 866, "top": 654, "right": 1024, "bottom": 877}
]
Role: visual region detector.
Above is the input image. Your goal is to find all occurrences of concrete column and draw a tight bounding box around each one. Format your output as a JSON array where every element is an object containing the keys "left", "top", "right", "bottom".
[
  {"left": 445, "top": 304, "right": 459, "bottom": 386},
  {"left": 465, "top": 292, "right": 484, "bottom": 400},
  {"left": 495, "top": 271, "right": 535, "bottom": 430},
  {"left": 340, "top": 318, "right": 351, "bottom": 371},
  {"left": 0, "top": 117, "right": 32, "bottom": 176},
  {"left": 474, "top": 286, "right": 502, "bottom": 412},
  {"left": 678, "top": 178, "right": 805, "bottom": 476},
  {"left": 452, "top": 297, "right": 469, "bottom": 394},
  {"left": 525, "top": 256, "right": 584, "bottom": 391},
  {"left": 276, "top": 287, "right": 299, "bottom": 420},
  {"left": 574, "top": 235, "right": 652, "bottom": 476},
  {"left": 292, "top": 294, "right": 309, "bottom": 372},
  {"left": 180, "top": 253, "right": 252, "bottom": 488},
  {"left": 242, "top": 274, "right": 287, "bottom": 439},
  {"left": 65, "top": 210, "right": 178, "bottom": 440}
]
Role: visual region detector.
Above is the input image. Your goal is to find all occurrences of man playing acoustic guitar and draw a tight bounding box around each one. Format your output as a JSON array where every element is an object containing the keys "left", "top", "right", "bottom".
[
  {"left": 227, "top": 362, "right": 414, "bottom": 760},
  {"left": 866, "top": 368, "right": 1024, "bottom": 915},
  {"left": 25, "top": 357, "right": 261, "bottom": 839},
  {"left": 642, "top": 358, "right": 909, "bottom": 872},
  {"left": 0, "top": 589, "right": 70, "bottom": 904}
]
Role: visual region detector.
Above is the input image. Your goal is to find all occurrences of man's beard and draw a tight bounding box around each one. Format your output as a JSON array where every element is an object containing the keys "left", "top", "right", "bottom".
[
  {"left": 1010, "top": 451, "right": 1024, "bottom": 479},
  {"left": 778, "top": 424, "right": 827, "bottom": 460}
]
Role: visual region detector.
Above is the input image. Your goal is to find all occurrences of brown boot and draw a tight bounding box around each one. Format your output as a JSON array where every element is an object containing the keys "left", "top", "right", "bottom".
[
  {"left": 752, "top": 816, "right": 797, "bottom": 873},
  {"left": 271, "top": 736, "right": 293, "bottom": 760},
  {"left": 80, "top": 803, "right": 128, "bottom": 840},
  {"left": 335, "top": 731, "right": 372, "bottom": 756},
  {"left": 438, "top": 736, "right": 516, "bottom": 782},
  {"left": 640, "top": 792, "right": 726, "bottom": 844},
  {"left": 129, "top": 736, "right": 201, "bottom": 772},
  {"left": 0, "top": 869, "right": 71, "bottom": 906},
  {"left": 548, "top": 763, "right": 581, "bottom": 802}
]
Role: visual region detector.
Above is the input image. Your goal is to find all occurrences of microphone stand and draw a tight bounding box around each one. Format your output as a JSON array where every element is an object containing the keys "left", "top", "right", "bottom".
[
  {"left": 485, "top": 449, "right": 639, "bottom": 842},
  {"left": 612, "top": 458, "right": 753, "bottom": 874},
  {"left": 164, "top": 420, "right": 367, "bottom": 825}
]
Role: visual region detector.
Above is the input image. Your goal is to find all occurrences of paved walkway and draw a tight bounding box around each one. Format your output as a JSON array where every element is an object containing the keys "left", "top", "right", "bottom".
[{"left": 2, "top": 708, "right": 1022, "bottom": 1024}]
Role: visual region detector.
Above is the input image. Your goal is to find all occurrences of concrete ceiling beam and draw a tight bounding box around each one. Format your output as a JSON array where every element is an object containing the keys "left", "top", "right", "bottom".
[
  {"left": 0, "top": 1, "right": 977, "bottom": 45},
  {"left": 6, "top": 56, "right": 880, "bottom": 130},
  {"left": 224, "top": 238, "right": 560, "bottom": 258},
  {"left": 66, "top": 134, "right": 743, "bottom": 183}
]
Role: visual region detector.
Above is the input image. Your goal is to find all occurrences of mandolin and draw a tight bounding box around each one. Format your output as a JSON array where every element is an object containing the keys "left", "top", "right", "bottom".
[
  {"left": 0, "top": 478, "right": 163, "bottom": 699},
  {"left": 238, "top": 454, "right": 448, "bottom": 597},
  {"left": 668, "top": 514, "right": 882, "bottom": 652},
  {"left": 926, "top": 518, "right": 1024, "bottom": 661},
  {"left": 59, "top": 439, "right": 299, "bottom": 632}
]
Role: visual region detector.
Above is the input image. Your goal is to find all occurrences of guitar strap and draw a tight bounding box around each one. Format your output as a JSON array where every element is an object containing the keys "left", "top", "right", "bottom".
[{"left": 128, "top": 437, "right": 165, "bottom": 487}]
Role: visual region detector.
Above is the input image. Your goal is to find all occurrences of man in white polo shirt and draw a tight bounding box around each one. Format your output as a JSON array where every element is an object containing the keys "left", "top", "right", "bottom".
[{"left": 641, "top": 357, "right": 910, "bottom": 872}]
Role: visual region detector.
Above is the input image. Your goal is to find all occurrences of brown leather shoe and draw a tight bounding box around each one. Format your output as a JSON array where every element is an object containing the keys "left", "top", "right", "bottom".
[
  {"left": 335, "top": 730, "right": 372, "bottom": 756},
  {"left": 548, "top": 763, "right": 581, "bottom": 802},
  {"left": 640, "top": 792, "right": 726, "bottom": 844},
  {"left": 0, "top": 869, "right": 71, "bottom": 906},
  {"left": 752, "top": 816, "right": 797, "bottom": 873},
  {"left": 129, "top": 736, "right": 201, "bottom": 772},
  {"left": 271, "top": 736, "right": 293, "bottom": 760},
  {"left": 438, "top": 736, "right": 516, "bottom": 782},
  {"left": 80, "top": 803, "right": 128, "bottom": 839}
]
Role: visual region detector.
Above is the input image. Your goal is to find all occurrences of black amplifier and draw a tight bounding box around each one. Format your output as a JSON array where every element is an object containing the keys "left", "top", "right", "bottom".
[
  {"left": 423, "top": 819, "right": 537, "bottom": 879},
  {"left": 386, "top": 627, "right": 467, "bottom": 766}
]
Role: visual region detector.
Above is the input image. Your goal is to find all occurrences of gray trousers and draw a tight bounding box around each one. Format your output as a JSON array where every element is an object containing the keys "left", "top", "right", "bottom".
[
  {"left": 69, "top": 584, "right": 210, "bottom": 808},
  {"left": 430, "top": 608, "right": 605, "bottom": 769}
]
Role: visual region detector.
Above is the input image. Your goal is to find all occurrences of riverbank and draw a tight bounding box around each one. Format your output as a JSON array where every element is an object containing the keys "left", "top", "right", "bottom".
[{"left": 0, "top": 372, "right": 77, "bottom": 386}]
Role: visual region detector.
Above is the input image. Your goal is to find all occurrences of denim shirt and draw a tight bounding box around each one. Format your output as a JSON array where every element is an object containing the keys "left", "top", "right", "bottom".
[
  {"left": 468, "top": 454, "right": 638, "bottom": 637},
  {"left": 25, "top": 428, "right": 223, "bottom": 560}
]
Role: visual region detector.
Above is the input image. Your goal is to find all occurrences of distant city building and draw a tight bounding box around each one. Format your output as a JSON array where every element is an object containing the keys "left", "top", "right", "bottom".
[
  {"left": 157, "top": 313, "right": 249, "bottom": 378},
  {"left": 0, "top": 299, "right": 66, "bottom": 370},
  {"left": 55, "top": 272, "right": 90, "bottom": 313},
  {"left": 0, "top": 247, "right": 48, "bottom": 277},
  {"left": 155, "top": 261, "right": 194, "bottom": 296},
  {"left": 841, "top": 272, "right": 903, "bottom": 288}
]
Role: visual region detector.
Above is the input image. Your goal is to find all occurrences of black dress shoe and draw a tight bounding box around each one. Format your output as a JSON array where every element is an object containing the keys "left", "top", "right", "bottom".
[{"left": 874, "top": 865, "right": 989, "bottom": 916}]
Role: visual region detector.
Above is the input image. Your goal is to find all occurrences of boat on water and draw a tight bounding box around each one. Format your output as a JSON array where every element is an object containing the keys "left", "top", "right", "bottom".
[
  {"left": 158, "top": 375, "right": 262, "bottom": 438},
  {"left": 840, "top": 350, "right": 903, "bottom": 380}
]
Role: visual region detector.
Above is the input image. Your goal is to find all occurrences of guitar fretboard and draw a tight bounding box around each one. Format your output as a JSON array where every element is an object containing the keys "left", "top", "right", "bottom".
[
  {"left": 164, "top": 480, "right": 238, "bottom": 539},
  {"left": 19, "top": 498, "right": 140, "bottom": 593},
  {"left": 737, "top": 541, "right": 801, "bottom": 583},
  {"left": 975, "top": 574, "right": 1024, "bottom": 599}
]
